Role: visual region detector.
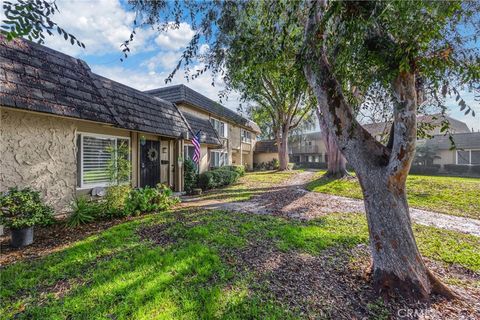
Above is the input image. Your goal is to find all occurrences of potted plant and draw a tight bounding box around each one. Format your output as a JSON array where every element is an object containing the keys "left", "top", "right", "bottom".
[{"left": 0, "top": 187, "right": 54, "bottom": 248}]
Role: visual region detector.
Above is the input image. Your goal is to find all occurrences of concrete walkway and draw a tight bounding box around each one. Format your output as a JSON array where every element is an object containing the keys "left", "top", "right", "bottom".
[{"left": 181, "top": 170, "right": 480, "bottom": 237}]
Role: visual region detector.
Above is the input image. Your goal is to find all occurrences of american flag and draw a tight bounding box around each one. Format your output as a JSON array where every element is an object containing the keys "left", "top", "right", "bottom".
[{"left": 191, "top": 132, "right": 201, "bottom": 163}]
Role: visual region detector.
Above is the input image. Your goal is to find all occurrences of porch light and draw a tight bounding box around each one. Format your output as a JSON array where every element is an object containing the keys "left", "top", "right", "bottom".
[
  {"left": 140, "top": 135, "right": 146, "bottom": 146},
  {"left": 200, "top": 131, "right": 207, "bottom": 143}
]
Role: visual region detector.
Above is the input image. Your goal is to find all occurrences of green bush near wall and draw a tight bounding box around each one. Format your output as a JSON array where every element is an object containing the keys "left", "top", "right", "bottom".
[
  {"left": 223, "top": 165, "right": 246, "bottom": 177},
  {"left": 444, "top": 164, "right": 471, "bottom": 174},
  {"left": 197, "top": 167, "right": 241, "bottom": 190}
]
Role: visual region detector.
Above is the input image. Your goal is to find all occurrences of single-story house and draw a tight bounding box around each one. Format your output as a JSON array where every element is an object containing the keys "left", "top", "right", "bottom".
[
  {"left": 425, "top": 132, "right": 480, "bottom": 166},
  {"left": 0, "top": 38, "right": 191, "bottom": 212}
]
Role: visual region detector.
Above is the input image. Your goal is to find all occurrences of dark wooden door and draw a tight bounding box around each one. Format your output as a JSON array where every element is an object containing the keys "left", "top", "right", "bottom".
[{"left": 140, "top": 140, "right": 161, "bottom": 187}]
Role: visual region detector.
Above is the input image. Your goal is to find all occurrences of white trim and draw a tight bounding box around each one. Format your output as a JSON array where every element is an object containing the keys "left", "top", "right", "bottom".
[
  {"left": 77, "top": 132, "right": 131, "bottom": 189},
  {"left": 210, "top": 117, "right": 228, "bottom": 139},
  {"left": 455, "top": 149, "right": 480, "bottom": 165},
  {"left": 210, "top": 149, "right": 229, "bottom": 167}
]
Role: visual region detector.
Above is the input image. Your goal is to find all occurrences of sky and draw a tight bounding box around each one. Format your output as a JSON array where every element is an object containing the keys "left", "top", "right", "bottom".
[
  {"left": 3, "top": 0, "right": 479, "bottom": 131},
  {"left": 34, "top": 0, "right": 243, "bottom": 112}
]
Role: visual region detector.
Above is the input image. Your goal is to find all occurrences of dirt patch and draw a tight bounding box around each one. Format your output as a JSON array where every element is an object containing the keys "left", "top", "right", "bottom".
[
  {"left": 137, "top": 222, "right": 179, "bottom": 246},
  {"left": 220, "top": 240, "right": 480, "bottom": 319},
  {"left": 0, "top": 216, "right": 142, "bottom": 267}
]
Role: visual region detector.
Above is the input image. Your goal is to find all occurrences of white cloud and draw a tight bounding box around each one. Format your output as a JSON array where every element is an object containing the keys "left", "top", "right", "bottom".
[
  {"left": 154, "top": 22, "right": 195, "bottom": 50},
  {"left": 142, "top": 51, "right": 181, "bottom": 71},
  {"left": 42, "top": 0, "right": 155, "bottom": 57}
]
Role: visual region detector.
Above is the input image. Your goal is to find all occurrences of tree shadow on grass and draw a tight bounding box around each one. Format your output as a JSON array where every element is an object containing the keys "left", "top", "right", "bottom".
[{"left": 2, "top": 210, "right": 473, "bottom": 319}]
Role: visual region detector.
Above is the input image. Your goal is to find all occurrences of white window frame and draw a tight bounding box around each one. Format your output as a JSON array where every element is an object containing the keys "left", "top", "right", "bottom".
[
  {"left": 77, "top": 132, "right": 131, "bottom": 189},
  {"left": 456, "top": 149, "right": 480, "bottom": 165},
  {"left": 241, "top": 129, "right": 252, "bottom": 144},
  {"left": 210, "top": 150, "right": 229, "bottom": 167},
  {"left": 211, "top": 118, "right": 228, "bottom": 139}
]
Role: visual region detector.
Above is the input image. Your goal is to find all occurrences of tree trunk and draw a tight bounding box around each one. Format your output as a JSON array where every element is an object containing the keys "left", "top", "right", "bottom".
[
  {"left": 278, "top": 126, "right": 290, "bottom": 171},
  {"left": 302, "top": 4, "right": 455, "bottom": 299},
  {"left": 317, "top": 107, "right": 348, "bottom": 178},
  {"left": 358, "top": 166, "right": 454, "bottom": 300}
]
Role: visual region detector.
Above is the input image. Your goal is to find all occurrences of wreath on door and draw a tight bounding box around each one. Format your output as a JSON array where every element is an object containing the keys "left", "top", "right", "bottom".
[{"left": 147, "top": 148, "right": 159, "bottom": 161}]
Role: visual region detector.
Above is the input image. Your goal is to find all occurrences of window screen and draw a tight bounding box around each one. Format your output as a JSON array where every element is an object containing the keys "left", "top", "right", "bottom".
[
  {"left": 470, "top": 150, "right": 480, "bottom": 165},
  {"left": 457, "top": 150, "right": 470, "bottom": 165}
]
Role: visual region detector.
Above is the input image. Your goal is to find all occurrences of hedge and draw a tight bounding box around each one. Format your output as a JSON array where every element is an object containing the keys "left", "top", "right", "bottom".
[
  {"left": 443, "top": 164, "right": 470, "bottom": 174},
  {"left": 471, "top": 165, "right": 480, "bottom": 174},
  {"left": 198, "top": 168, "right": 240, "bottom": 190},
  {"left": 409, "top": 165, "right": 441, "bottom": 175},
  {"left": 223, "top": 165, "right": 246, "bottom": 177}
]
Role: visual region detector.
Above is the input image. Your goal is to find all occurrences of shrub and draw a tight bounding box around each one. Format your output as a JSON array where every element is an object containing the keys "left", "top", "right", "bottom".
[
  {"left": 471, "top": 165, "right": 480, "bottom": 175},
  {"left": 0, "top": 187, "right": 55, "bottom": 229},
  {"left": 253, "top": 162, "right": 267, "bottom": 171},
  {"left": 104, "top": 185, "right": 132, "bottom": 218},
  {"left": 223, "top": 165, "right": 245, "bottom": 177},
  {"left": 444, "top": 164, "right": 470, "bottom": 174},
  {"left": 184, "top": 158, "right": 198, "bottom": 193},
  {"left": 197, "top": 168, "right": 240, "bottom": 190},
  {"left": 409, "top": 165, "right": 441, "bottom": 175},
  {"left": 269, "top": 159, "right": 280, "bottom": 170},
  {"left": 124, "top": 184, "right": 179, "bottom": 216},
  {"left": 68, "top": 196, "right": 102, "bottom": 227}
]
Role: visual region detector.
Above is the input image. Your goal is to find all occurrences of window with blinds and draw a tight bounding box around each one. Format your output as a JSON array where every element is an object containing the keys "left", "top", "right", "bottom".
[{"left": 77, "top": 134, "right": 130, "bottom": 188}]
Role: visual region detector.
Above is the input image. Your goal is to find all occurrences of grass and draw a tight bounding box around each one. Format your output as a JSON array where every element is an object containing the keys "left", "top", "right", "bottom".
[
  {"left": 195, "top": 170, "right": 301, "bottom": 202},
  {"left": 1, "top": 210, "right": 479, "bottom": 319},
  {"left": 306, "top": 171, "right": 480, "bottom": 219}
]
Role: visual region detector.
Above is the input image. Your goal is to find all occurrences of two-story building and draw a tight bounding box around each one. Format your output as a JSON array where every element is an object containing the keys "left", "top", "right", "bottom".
[
  {"left": 254, "top": 114, "right": 476, "bottom": 170},
  {"left": 145, "top": 85, "right": 261, "bottom": 172}
]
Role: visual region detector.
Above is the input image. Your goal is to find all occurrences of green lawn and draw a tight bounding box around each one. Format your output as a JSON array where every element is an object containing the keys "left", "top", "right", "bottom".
[
  {"left": 1, "top": 210, "right": 479, "bottom": 319},
  {"left": 195, "top": 170, "right": 301, "bottom": 202},
  {"left": 307, "top": 171, "right": 480, "bottom": 219}
]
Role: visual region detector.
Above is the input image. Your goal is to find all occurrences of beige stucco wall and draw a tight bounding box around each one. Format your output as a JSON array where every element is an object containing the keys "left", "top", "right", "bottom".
[
  {"left": 199, "top": 145, "right": 209, "bottom": 173},
  {"left": 254, "top": 152, "right": 278, "bottom": 165},
  {"left": 433, "top": 149, "right": 456, "bottom": 165},
  {"left": 1, "top": 108, "right": 77, "bottom": 212}
]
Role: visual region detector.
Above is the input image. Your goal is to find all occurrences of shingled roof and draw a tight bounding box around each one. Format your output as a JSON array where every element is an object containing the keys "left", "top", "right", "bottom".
[
  {"left": 425, "top": 132, "right": 480, "bottom": 150},
  {"left": 181, "top": 111, "right": 221, "bottom": 146},
  {"left": 145, "top": 84, "right": 261, "bottom": 133},
  {"left": 362, "top": 114, "right": 470, "bottom": 138},
  {"left": 0, "top": 38, "right": 189, "bottom": 138}
]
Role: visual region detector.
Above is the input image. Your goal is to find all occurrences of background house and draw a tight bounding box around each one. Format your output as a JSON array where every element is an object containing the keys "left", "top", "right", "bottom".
[
  {"left": 0, "top": 39, "right": 190, "bottom": 212},
  {"left": 253, "top": 114, "right": 479, "bottom": 174},
  {"left": 146, "top": 85, "right": 261, "bottom": 172},
  {"left": 425, "top": 132, "right": 480, "bottom": 166}
]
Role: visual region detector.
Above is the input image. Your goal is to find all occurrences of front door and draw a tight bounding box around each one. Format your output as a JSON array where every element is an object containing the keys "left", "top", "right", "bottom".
[{"left": 140, "top": 140, "right": 161, "bottom": 187}]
